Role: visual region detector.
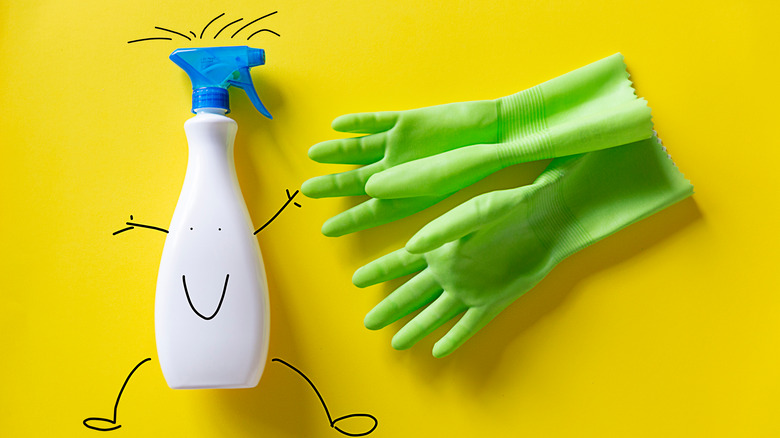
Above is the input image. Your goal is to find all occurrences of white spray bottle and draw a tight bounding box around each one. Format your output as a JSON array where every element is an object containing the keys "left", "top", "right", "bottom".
[{"left": 156, "top": 46, "right": 273, "bottom": 389}]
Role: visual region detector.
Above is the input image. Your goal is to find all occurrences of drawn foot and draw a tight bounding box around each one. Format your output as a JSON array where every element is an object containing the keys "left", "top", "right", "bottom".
[
  {"left": 273, "top": 358, "right": 378, "bottom": 436},
  {"left": 83, "top": 358, "right": 151, "bottom": 432}
]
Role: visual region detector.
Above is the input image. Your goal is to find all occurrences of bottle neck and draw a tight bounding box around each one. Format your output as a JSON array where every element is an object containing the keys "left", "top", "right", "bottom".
[
  {"left": 191, "top": 87, "right": 230, "bottom": 115},
  {"left": 183, "top": 111, "right": 238, "bottom": 181},
  {"left": 195, "top": 108, "right": 228, "bottom": 116},
  {"left": 178, "top": 112, "right": 241, "bottom": 209}
]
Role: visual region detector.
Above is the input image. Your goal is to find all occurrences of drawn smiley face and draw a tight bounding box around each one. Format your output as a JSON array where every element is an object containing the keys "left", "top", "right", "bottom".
[
  {"left": 181, "top": 272, "right": 229, "bottom": 320},
  {"left": 176, "top": 224, "right": 234, "bottom": 321}
]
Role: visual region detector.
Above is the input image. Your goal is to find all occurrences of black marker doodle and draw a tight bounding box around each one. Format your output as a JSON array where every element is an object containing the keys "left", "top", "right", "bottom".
[
  {"left": 200, "top": 13, "right": 225, "bottom": 39},
  {"left": 154, "top": 26, "right": 192, "bottom": 41},
  {"left": 112, "top": 215, "right": 168, "bottom": 235},
  {"left": 254, "top": 189, "right": 302, "bottom": 235},
  {"left": 214, "top": 18, "right": 243, "bottom": 39},
  {"left": 128, "top": 12, "right": 280, "bottom": 44},
  {"left": 127, "top": 37, "right": 172, "bottom": 43},
  {"left": 113, "top": 189, "right": 300, "bottom": 237},
  {"left": 248, "top": 29, "right": 281, "bottom": 40},
  {"left": 83, "top": 358, "right": 151, "bottom": 432},
  {"left": 230, "top": 11, "right": 278, "bottom": 39},
  {"left": 182, "top": 274, "right": 229, "bottom": 320},
  {"left": 273, "top": 358, "right": 378, "bottom": 437}
]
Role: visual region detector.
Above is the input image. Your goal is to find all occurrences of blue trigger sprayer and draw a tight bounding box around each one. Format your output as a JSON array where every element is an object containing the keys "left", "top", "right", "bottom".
[{"left": 156, "top": 46, "right": 272, "bottom": 389}]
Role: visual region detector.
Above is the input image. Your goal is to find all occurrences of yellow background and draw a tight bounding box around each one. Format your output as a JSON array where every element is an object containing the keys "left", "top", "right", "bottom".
[{"left": 1, "top": 0, "right": 779, "bottom": 436}]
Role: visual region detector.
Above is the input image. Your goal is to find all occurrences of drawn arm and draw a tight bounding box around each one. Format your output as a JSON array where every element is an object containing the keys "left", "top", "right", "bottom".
[{"left": 254, "top": 189, "right": 302, "bottom": 235}]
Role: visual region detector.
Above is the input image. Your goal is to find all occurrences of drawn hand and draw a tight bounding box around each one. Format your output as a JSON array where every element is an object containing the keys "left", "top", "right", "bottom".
[
  {"left": 112, "top": 215, "right": 168, "bottom": 236},
  {"left": 253, "top": 189, "right": 301, "bottom": 235}
]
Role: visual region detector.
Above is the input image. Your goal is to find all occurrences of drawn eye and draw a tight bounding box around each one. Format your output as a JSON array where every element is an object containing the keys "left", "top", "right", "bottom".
[
  {"left": 190, "top": 227, "right": 193, "bottom": 230},
  {"left": 218, "top": 228, "right": 222, "bottom": 231}
]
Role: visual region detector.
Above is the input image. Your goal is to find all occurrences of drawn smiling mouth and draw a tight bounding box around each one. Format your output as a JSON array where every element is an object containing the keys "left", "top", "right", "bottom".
[{"left": 182, "top": 274, "right": 229, "bottom": 320}]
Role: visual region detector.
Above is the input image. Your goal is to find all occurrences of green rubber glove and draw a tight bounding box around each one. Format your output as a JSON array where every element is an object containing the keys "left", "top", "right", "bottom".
[
  {"left": 302, "top": 53, "right": 652, "bottom": 237},
  {"left": 353, "top": 135, "right": 693, "bottom": 357}
]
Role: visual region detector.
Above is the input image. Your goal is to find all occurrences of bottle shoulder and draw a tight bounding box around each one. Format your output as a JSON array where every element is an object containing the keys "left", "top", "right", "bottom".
[{"left": 184, "top": 112, "right": 237, "bottom": 127}]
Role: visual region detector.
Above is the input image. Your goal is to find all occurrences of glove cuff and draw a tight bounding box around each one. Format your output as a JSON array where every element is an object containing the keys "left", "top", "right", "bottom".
[
  {"left": 528, "top": 134, "right": 694, "bottom": 265},
  {"left": 496, "top": 53, "right": 649, "bottom": 164},
  {"left": 496, "top": 86, "right": 553, "bottom": 162},
  {"left": 526, "top": 163, "right": 594, "bottom": 264}
]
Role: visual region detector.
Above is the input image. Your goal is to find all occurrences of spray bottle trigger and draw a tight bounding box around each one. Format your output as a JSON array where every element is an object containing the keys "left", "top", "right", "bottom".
[{"left": 228, "top": 67, "right": 273, "bottom": 119}]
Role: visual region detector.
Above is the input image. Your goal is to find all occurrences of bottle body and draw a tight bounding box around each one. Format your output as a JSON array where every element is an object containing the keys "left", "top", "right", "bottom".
[{"left": 155, "top": 111, "right": 269, "bottom": 389}]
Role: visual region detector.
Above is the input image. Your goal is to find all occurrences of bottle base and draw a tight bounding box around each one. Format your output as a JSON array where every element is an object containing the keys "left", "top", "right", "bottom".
[
  {"left": 168, "top": 382, "right": 259, "bottom": 390},
  {"left": 166, "top": 377, "right": 260, "bottom": 390}
]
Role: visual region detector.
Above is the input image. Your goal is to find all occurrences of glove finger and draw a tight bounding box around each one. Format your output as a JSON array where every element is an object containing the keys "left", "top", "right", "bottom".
[
  {"left": 406, "top": 188, "right": 526, "bottom": 253},
  {"left": 352, "top": 248, "right": 426, "bottom": 288},
  {"left": 301, "top": 162, "right": 383, "bottom": 198},
  {"left": 332, "top": 111, "right": 399, "bottom": 134},
  {"left": 364, "top": 269, "right": 443, "bottom": 330},
  {"left": 308, "top": 133, "right": 386, "bottom": 165},
  {"left": 322, "top": 195, "right": 448, "bottom": 237},
  {"left": 432, "top": 306, "right": 498, "bottom": 358},
  {"left": 391, "top": 293, "right": 467, "bottom": 350},
  {"left": 365, "top": 144, "right": 502, "bottom": 199}
]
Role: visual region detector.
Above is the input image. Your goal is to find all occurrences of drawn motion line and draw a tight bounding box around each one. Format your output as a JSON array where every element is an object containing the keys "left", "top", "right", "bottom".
[
  {"left": 214, "top": 18, "right": 243, "bottom": 38},
  {"left": 248, "top": 29, "right": 280, "bottom": 40},
  {"left": 201, "top": 13, "right": 225, "bottom": 39},
  {"left": 155, "top": 26, "right": 192, "bottom": 41},
  {"left": 230, "top": 11, "right": 278, "bottom": 38},
  {"left": 128, "top": 11, "right": 280, "bottom": 43}
]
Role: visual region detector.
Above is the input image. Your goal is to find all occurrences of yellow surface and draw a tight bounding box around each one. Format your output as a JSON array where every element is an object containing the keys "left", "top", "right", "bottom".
[{"left": 1, "top": 0, "right": 779, "bottom": 436}]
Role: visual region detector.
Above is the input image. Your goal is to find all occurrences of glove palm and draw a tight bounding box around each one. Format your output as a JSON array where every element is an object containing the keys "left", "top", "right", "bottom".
[{"left": 354, "top": 136, "right": 693, "bottom": 357}]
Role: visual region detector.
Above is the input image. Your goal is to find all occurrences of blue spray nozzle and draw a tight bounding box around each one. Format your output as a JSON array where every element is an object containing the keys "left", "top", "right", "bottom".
[{"left": 170, "top": 46, "right": 272, "bottom": 119}]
